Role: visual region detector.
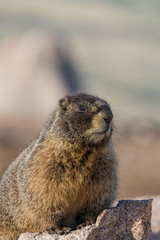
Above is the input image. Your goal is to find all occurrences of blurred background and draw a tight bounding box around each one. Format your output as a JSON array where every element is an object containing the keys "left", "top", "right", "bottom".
[{"left": 0, "top": 0, "right": 160, "bottom": 199}]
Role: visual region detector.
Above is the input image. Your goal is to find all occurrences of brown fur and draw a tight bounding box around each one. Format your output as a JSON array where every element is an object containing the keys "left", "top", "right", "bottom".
[{"left": 0, "top": 93, "right": 118, "bottom": 240}]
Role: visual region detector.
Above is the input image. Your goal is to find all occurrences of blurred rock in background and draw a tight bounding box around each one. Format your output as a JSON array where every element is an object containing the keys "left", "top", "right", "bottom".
[{"left": 0, "top": 31, "right": 80, "bottom": 173}]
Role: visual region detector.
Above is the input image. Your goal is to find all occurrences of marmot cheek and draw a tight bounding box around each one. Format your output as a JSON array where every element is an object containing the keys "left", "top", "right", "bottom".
[{"left": 91, "top": 113, "right": 106, "bottom": 130}]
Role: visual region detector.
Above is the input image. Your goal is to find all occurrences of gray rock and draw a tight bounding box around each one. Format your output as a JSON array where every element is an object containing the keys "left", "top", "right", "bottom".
[
  {"left": 134, "top": 195, "right": 160, "bottom": 240},
  {"left": 18, "top": 199, "right": 152, "bottom": 240},
  {"left": 149, "top": 195, "right": 160, "bottom": 240},
  {"left": 151, "top": 195, "right": 160, "bottom": 233}
]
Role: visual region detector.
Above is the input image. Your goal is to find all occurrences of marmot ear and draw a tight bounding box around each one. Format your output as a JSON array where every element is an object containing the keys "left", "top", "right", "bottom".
[{"left": 59, "top": 96, "right": 70, "bottom": 111}]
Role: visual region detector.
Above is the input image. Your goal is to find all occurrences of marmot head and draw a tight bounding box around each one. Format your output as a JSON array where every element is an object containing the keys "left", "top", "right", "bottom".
[{"left": 52, "top": 93, "right": 113, "bottom": 146}]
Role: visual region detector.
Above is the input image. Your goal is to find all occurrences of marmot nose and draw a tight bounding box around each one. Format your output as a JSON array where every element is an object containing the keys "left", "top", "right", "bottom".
[{"left": 103, "top": 111, "right": 113, "bottom": 124}]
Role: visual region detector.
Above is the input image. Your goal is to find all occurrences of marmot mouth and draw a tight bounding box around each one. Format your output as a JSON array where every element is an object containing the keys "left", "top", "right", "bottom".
[
  {"left": 94, "top": 122, "right": 112, "bottom": 135},
  {"left": 85, "top": 123, "right": 112, "bottom": 145}
]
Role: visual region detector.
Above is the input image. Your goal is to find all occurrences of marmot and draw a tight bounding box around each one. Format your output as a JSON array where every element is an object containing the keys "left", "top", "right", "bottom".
[{"left": 0, "top": 93, "right": 118, "bottom": 240}]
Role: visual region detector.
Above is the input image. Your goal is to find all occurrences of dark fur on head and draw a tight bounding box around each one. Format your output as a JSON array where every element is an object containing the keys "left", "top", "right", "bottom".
[{"left": 49, "top": 93, "right": 114, "bottom": 146}]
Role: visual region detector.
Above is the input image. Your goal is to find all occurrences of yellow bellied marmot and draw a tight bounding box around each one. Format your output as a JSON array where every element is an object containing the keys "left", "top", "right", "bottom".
[{"left": 0, "top": 93, "right": 118, "bottom": 240}]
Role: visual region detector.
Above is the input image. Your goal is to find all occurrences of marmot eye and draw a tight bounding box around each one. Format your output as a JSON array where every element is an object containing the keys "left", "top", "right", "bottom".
[{"left": 78, "top": 105, "right": 86, "bottom": 112}]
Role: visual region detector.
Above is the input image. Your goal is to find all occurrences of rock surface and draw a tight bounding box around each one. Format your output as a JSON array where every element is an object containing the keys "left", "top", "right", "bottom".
[
  {"left": 18, "top": 199, "right": 152, "bottom": 240},
  {"left": 151, "top": 195, "right": 160, "bottom": 233},
  {"left": 134, "top": 195, "right": 160, "bottom": 240},
  {"left": 149, "top": 195, "right": 160, "bottom": 240}
]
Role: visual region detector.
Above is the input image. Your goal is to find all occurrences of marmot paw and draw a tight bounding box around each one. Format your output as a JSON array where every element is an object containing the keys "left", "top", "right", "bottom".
[
  {"left": 76, "top": 218, "right": 95, "bottom": 229},
  {"left": 47, "top": 226, "right": 72, "bottom": 235}
]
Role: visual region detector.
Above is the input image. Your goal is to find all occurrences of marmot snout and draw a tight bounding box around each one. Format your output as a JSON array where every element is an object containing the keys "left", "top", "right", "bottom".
[
  {"left": 0, "top": 93, "right": 118, "bottom": 240},
  {"left": 86, "top": 104, "right": 113, "bottom": 144}
]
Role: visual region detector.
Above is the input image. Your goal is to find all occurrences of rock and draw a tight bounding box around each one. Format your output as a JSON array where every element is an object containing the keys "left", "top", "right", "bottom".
[
  {"left": 149, "top": 195, "right": 160, "bottom": 240},
  {"left": 0, "top": 31, "right": 80, "bottom": 132},
  {"left": 150, "top": 232, "right": 160, "bottom": 240},
  {"left": 18, "top": 199, "right": 152, "bottom": 240},
  {"left": 0, "top": 31, "right": 81, "bottom": 173},
  {"left": 151, "top": 195, "right": 160, "bottom": 233},
  {"left": 134, "top": 195, "right": 160, "bottom": 240},
  {"left": 0, "top": 32, "right": 69, "bottom": 121}
]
